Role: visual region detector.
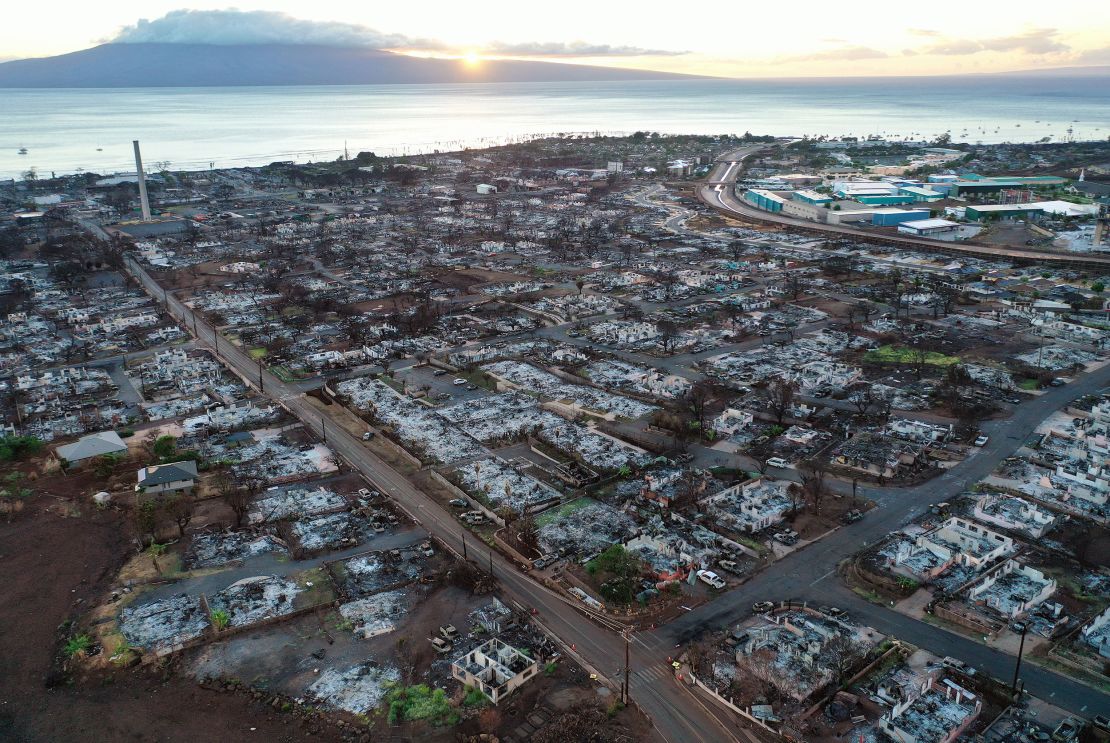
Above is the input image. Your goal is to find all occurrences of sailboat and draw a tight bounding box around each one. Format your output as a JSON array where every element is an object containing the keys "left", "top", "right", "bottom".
[{"left": 17, "top": 146, "right": 27, "bottom": 155}]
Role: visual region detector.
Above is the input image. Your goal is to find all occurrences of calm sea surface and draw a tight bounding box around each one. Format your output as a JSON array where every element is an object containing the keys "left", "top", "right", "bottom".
[{"left": 1, "top": 76, "right": 1107, "bottom": 179}]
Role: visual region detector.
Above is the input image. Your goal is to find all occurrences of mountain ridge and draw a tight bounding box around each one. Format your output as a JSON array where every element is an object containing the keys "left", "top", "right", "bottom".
[{"left": 0, "top": 43, "right": 697, "bottom": 88}]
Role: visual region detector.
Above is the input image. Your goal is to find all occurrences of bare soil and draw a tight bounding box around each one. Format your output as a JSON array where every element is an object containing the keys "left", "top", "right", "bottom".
[{"left": 0, "top": 470, "right": 341, "bottom": 743}]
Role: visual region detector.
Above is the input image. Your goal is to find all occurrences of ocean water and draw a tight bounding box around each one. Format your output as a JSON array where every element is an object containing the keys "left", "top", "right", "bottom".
[{"left": 1, "top": 76, "right": 1107, "bottom": 179}]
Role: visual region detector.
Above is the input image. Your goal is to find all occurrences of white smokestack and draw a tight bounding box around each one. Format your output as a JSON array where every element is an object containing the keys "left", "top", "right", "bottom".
[{"left": 132, "top": 140, "right": 151, "bottom": 221}]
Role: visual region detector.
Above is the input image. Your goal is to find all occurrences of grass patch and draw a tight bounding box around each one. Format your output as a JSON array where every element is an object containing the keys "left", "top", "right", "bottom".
[
  {"left": 462, "top": 685, "right": 489, "bottom": 707},
  {"left": 386, "top": 685, "right": 459, "bottom": 726},
  {"left": 852, "top": 587, "right": 885, "bottom": 605},
  {"left": 377, "top": 374, "right": 406, "bottom": 394},
  {"left": 536, "top": 497, "right": 594, "bottom": 527},
  {"left": 248, "top": 347, "right": 268, "bottom": 360},
  {"left": 270, "top": 365, "right": 296, "bottom": 383},
  {"left": 1018, "top": 378, "right": 1040, "bottom": 390},
  {"left": 863, "top": 345, "right": 960, "bottom": 366},
  {"left": 292, "top": 567, "right": 337, "bottom": 608}
]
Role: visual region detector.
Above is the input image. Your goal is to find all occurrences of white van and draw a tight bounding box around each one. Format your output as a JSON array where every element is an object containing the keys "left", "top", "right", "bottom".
[{"left": 766, "top": 457, "right": 789, "bottom": 469}]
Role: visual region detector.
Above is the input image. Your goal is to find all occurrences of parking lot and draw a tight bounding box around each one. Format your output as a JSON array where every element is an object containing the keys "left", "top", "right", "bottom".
[{"left": 394, "top": 365, "right": 491, "bottom": 405}]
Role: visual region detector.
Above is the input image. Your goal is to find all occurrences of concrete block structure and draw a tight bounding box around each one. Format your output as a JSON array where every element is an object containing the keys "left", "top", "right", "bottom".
[
  {"left": 878, "top": 675, "right": 980, "bottom": 743},
  {"left": 450, "top": 638, "right": 539, "bottom": 703}
]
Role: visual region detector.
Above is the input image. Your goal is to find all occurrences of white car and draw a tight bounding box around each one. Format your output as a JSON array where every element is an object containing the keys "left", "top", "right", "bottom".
[
  {"left": 453, "top": 378, "right": 468, "bottom": 386},
  {"left": 697, "top": 569, "right": 726, "bottom": 589},
  {"left": 974, "top": 435, "right": 989, "bottom": 447},
  {"left": 766, "top": 457, "right": 789, "bottom": 469}
]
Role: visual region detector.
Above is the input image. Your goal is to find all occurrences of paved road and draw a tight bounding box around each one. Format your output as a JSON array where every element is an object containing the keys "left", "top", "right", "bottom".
[
  {"left": 650, "top": 355, "right": 1110, "bottom": 716},
  {"left": 122, "top": 256, "right": 737, "bottom": 743},
  {"left": 698, "top": 147, "right": 1110, "bottom": 270},
  {"left": 117, "top": 210, "right": 1110, "bottom": 729}
]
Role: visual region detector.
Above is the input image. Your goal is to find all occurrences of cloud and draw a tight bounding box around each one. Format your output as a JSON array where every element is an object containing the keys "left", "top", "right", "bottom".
[
  {"left": 907, "top": 28, "right": 941, "bottom": 37},
  {"left": 789, "top": 46, "right": 889, "bottom": 62},
  {"left": 920, "top": 28, "right": 1070, "bottom": 56},
  {"left": 109, "top": 9, "right": 438, "bottom": 49},
  {"left": 106, "top": 9, "right": 685, "bottom": 59},
  {"left": 1075, "top": 45, "right": 1110, "bottom": 65},
  {"left": 481, "top": 40, "right": 686, "bottom": 57}
]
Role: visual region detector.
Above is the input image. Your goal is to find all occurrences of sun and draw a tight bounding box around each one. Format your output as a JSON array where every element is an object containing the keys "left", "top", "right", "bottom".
[{"left": 462, "top": 50, "right": 482, "bottom": 67}]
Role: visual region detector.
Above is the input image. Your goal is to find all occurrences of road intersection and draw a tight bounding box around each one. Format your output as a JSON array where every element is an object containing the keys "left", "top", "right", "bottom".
[{"left": 117, "top": 168, "right": 1110, "bottom": 741}]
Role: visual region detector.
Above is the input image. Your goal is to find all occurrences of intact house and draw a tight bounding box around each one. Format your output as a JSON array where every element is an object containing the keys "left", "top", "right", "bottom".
[
  {"left": 55, "top": 430, "right": 128, "bottom": 467},
  {"left": 451, "top": 638, "right": 539, "bottom": 703},
  {"left": 136, "top": 460, "right": 198, "bottom": 494}
]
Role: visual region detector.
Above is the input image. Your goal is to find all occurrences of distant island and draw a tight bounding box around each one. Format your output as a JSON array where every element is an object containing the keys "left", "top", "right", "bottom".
[{"left": 0, "top": 43, "right": 696, "bottom": 88}]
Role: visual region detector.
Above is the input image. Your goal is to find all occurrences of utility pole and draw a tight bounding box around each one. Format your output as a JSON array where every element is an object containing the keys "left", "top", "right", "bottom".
[
  {"left": 462, "top": 531, "right": 468, "bottom": 560},
  {"left": 1011, "top": 621, "right": 1028, "bottom": 695},
  {"left": 258, "top": 358, "right": 264, "bottom": 393},
  {"left": 321, "top": 415, "right": 327, "bottom": 444},
  {"left": 623, "top": 631, "right": 631, "bottom": 705},
  {"left": 488, "top": 549, "right": 494, "bottom": 575}
]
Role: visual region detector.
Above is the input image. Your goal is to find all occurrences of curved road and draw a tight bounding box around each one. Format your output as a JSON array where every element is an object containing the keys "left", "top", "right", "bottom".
[{"left": 698, "top": 147, "right": 1110, "bottom": 270}]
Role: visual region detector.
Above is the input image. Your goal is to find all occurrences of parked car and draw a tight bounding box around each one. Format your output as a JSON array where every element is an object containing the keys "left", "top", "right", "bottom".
[
  {"left": 448, "top": 498, "right": 468, "bottom": 509},
  {"left": 819, "top": 606, "right": 847, "bottom": 619},
  {"left": 941, "top": 656, "right": 976, "bottom": 676},
  {"left": 752, "top": 601, "right": 775, "bottom": 614},
  {"left": 974, "top": 435, "right": 989, "bottom": 447},
  {"left": 1052, "top": 718, "right": 1083, "bottom": 741},
  {"left": 1050, "top": 378, "right": 1066, "bottom": 387},
  {"left": 430, "top": 637, "right": 453, "bottom": 654},
  {"left": 1008, "top": 397, "right": 1022, "bottom": 404},
  {"left": 361, "top": 431, "right": 375, "bottom": 441},
  {"left": 843, "top": 509, "right": 863, "bottom": 524},
  {"left": 697, "top": 569, "right": 726, "bottom": 589},
  {"left": 466, "top": 384, "right": 478, "bottom": 391},
  {"left": 433, "top": 369, "right": 448, "bottom": 376},
  {"left": 439, "top": 625, "right": 459, "bottom": 641},
  {"left": 453, "top": 378, "right": 468, "bottom": 386},
  {"left": 766, "top": 457, "right": 789, "bottom": 469},
  {"left": 718, "top": 559, "right": 740, "bottom": 573},
  {"left": 773, "top": 530, "right": 798, "bottom": 545}
]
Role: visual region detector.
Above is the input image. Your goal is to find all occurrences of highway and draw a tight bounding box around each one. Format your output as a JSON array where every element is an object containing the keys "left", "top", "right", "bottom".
[{"left": 698, "top": 146, "right": 1110, "bottom": 270}]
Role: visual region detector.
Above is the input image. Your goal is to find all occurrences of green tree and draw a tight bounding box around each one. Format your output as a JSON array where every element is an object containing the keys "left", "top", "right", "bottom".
[
  {"left": 1092, "top": 282, "right": 1105, "bottom": 294},
  {"left": 586, "top": 545, "right": 644, "bottom": 604}
]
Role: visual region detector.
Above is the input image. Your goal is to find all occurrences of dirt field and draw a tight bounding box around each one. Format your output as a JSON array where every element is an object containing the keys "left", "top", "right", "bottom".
[{"left": 0, "top": 482, "right": 344, "bottom": 742}]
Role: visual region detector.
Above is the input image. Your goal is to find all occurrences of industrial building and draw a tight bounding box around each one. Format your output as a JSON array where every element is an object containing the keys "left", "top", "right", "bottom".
[
  {"left": 872, "top": 208, "right": 931, "bottom": 226},
  {"left": 744, "top": 188, "right": 786, "bottom": 213},
  {"left": 897, "top": 218, "right": 961, "bottom": 237},
  {"left": 964, "top": 204, "right": 1044, "bottom": 221},
  {"left": 793, "top": 189, "right": 833, "bottom": 206}
]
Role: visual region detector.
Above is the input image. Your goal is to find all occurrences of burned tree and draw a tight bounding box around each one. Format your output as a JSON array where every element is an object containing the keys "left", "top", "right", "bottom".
[{"left": 765, "top": 376, "right": 799, "bottom": 425}]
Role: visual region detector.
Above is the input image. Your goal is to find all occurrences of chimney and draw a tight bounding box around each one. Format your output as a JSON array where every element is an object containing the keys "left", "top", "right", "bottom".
[{"left": 132, "top": 140, "right": 151, "bottom": 221}]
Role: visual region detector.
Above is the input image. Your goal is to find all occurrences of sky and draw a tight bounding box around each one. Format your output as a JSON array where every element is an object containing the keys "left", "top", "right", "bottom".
[{"left": 2, "top": 1, "right": 1110, "bottom": 77}]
